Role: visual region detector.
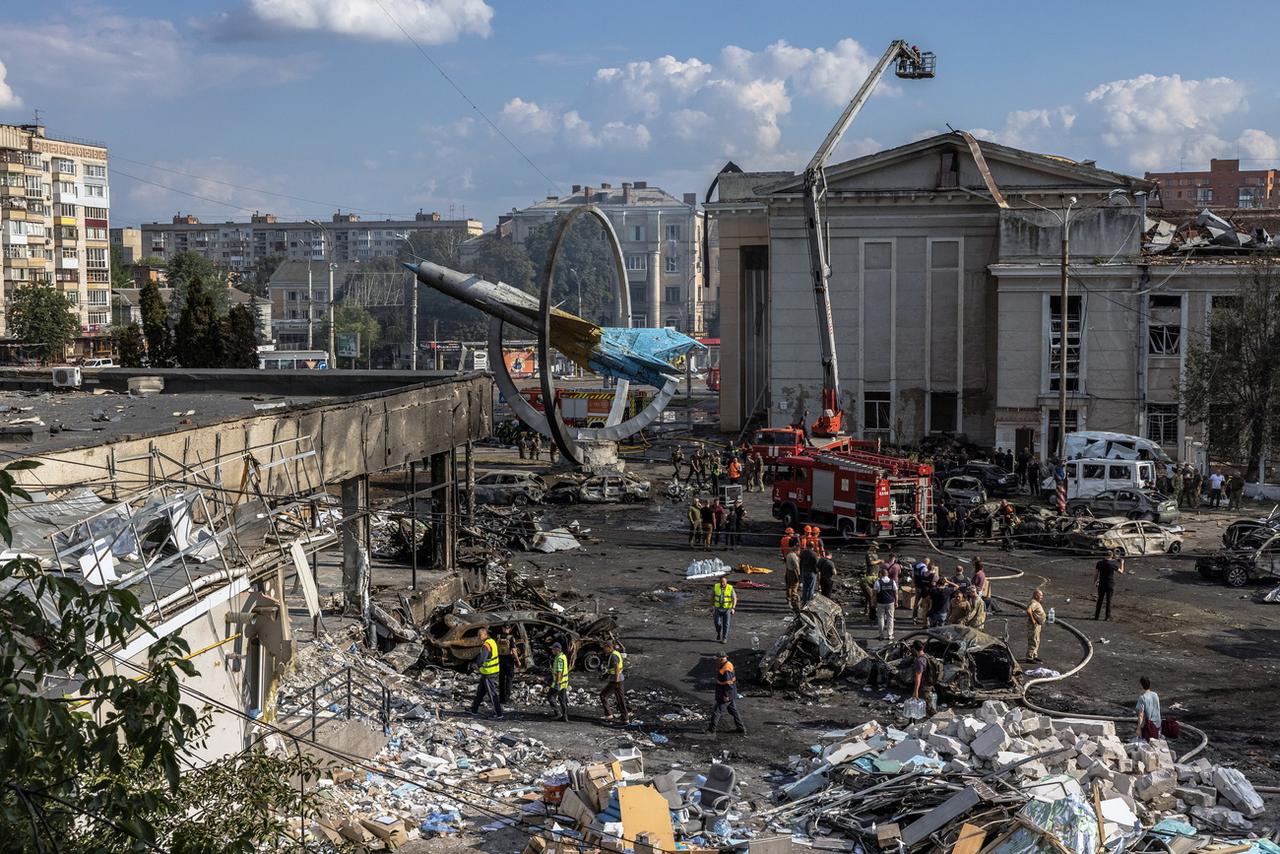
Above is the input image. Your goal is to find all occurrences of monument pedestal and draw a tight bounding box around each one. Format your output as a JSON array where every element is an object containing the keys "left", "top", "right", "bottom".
[{"left": 577, "top": 438, "right": 623, "bottom": 472}]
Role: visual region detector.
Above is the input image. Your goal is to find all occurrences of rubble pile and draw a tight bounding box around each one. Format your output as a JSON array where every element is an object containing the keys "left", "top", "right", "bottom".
[
  {"left": 459, "top": 507, "right": 586, "bottom": 565},
  {"left": 763, "top": 702, "right": 1273, "bottom": 851},
  {"left": 1145, "top": 209, "right": 1279, "bottom": 254},
  {"left": 759, "top": 595, "right": 866, "bottom": 690}
]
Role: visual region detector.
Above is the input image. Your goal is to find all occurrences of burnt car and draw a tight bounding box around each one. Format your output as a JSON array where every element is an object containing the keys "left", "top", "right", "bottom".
[
  {"left": 1066, "top": 488, "right": 1178, "bottom": 524},
  {"left": 875, "top": 626, "right": 1023, "bottom": 702},
  {"left": 423, "top": 578, "right": 623, "bottom": 673},
  {"left": 759, "top": 595, "right": 866, "bottom": 689},
  {"left": 941, "top": 463, "right": 1020, "bottom": 497},
  {"left": 941, "top": 475, "right": 987, "bottom": 506},
  {"left": 1065, "top": 516, "right": 1183, "bottom": 556},
  {"left": 1222, "top": 506, "right": 1280, "bottom": 549},
  {"left": 1196, "top": 529, "right": 1280, "bottom": 588},
  {"left": 470, "top": 470, "right": 547, "bottom": 506},
  {"left": 545, "top": 472, "right": 651, "bottom": 504}
]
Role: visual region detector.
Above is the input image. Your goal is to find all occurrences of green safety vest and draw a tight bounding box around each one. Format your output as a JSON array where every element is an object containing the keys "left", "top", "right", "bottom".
[
  {"left": 714, "top": 581, "right": 735, "bottom": 609},
  {"left": 479, "top": 638, "right": 500, "bottom": 676},
  {"left": 552, "top": 652, "right": 569, "bottom": 690}
]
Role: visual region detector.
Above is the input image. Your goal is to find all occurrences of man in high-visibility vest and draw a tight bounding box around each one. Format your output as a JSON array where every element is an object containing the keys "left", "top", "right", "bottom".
[
  {"left": 711, "top": 578, "right": 737, "bottom": 643},
  {"left": 706, "top": 652, "right": 746, "bottom": 735},
  {"left": 548, "top": 641, "right": 570, "bottom": 722},
  {"left": 599, "top": 641, "right": 629, "bottom": 725},
  {"left": 469, "top": 628, "right": 504, "bottom": 719}
]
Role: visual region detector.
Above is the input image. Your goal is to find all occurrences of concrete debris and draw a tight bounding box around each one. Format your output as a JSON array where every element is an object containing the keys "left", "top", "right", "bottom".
[
  {"left": 758, "top": 595, "right": 866, "bottom": 690},
  {"left": 1144, "top": 208, "right": 1280, "bottom": 254},
  {"left": 758, "top": 703, "right": 1273, "bottom": 853}
]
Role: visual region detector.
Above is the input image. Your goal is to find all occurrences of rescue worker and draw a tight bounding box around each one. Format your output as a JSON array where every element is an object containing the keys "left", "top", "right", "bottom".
[
  {"left": 998, "top": 500, "right": 1018, "bottom": 552},
  {"left": 728, "top": 501, "right": 746, "bottom": 549},
  {"left": 727, "top": 454, "right": 743, "bottom": 487},
  {"left": 817, "top": 549, "right": 837, "bottom": 599},
  {"left": 517, "top": 434, "right": 527, "bottom": 459},
  {"left": 687, "top": 499, "right": 703, "bottom": 548},
  {"left": 799, "top": 540, "right": 820, "bottom": 605},
  {"left": 946, "top": 588, "right": 972, "bottom": 625},
  {"left": 748, "top": 450, "right": 766, "bottom": 492},
  {"left": 712, "top": 498, "right": 728, "bottom": 547},
  {"left": 711, "top": 577, "right": 737, "bottom": 643},
  {"left": 873, "top": 565, "right": 897, "bottom": 640},
  {"left": 469, "top": 628, "right": 503, "bottom": 719},
  {"left": 810, "top": 526, "right": 826, "bottom": 555},
  {"left": 548, "top": 641, "right": 569, "bottom": 722},
  {"left": 599, "top": 641, "right": 629, "bottom": 725},
  {"left": 1026, "top": 588, "right": 1047, "bottom": 663},
  {"left": 962, "top": 587, "right": 987, "bottom": 629},
  {"left": 706, "top": 652, "right": 746, "bottom": 735},
  {"left": 709, "top": 455, "right": 723, "bottom": 495},
  {"left": 700, "top": 499, "right": 716, "bottom": 550},
  {"left": 782, "top": 530, "right": 802, "bottom": 614},
  {"left": 779, "top": 526, "right": 797, "bottom": 558},
  {"left": 497, "top": 624, "right": 523, "bottom": 705},
  {"left": 671, "top": 445, "right": 686, "bottom": 481}
]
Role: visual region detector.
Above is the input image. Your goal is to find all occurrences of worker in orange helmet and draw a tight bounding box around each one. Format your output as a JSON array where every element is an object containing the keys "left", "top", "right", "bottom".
[
  {"left": 779, "top": 527, "right": 798, "bottom": 558},
  {"left": 811, "top": 527, "right": 825, "bottom": 554}
]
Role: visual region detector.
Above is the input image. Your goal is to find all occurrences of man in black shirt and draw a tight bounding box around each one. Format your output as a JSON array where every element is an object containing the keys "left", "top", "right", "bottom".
[
  {"left": 817, "top": 551, "right": 836, "bottom": 599},
  {"left": 926, "top": 580, "right": 956, "bottom": 628},
  {"left": 1094, "top": 551, "right": 1125, "bottom": 620},
  {"left": 799, "top": 546, "right": 819, "bottom": 605}
]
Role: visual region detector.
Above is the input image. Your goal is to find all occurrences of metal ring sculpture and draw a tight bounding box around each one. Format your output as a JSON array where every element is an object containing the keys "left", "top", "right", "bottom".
[{"left": 487, "top": 205, "right": 678, "bottom": 465}]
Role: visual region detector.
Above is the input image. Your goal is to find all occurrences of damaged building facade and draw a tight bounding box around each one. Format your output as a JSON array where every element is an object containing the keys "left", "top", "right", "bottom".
[{"left": 710, "top": 134, "right": 1278, "bottom": 461}]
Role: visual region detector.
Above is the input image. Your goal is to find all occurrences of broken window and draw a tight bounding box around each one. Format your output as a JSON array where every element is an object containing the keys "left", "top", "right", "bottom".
[
  {"left": 1148, "top": 294, "right": 1181, "bottom": 356},
  {"left": 1147, "top": 402, "right": 1178, "bottom": 446},
  {"left": 1048, "top": 295, "right": 1081, "bottom": 392},
  {"left": 864, "top": 392, "right": 891, "bottom": 431},
  {"left": 929, "top": 391, "right": 957, "bottom": 433}
]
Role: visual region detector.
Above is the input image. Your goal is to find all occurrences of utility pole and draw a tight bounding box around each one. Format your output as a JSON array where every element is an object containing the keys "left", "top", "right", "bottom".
[
  {"left": 410, "top": 269, "right": 418, "bottom": 370},
  {"left": 1057, "top": 197, "right": 1076, "bottom": 462},
  {"left": 306, "top": 258, "right": 314, "bottom": 349},
  {"left": 328, "top": 261, "right": 336, "bottom": 369}
]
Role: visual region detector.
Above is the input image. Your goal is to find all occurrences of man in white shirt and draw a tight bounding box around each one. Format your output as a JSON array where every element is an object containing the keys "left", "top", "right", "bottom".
[{"left": 1208, "top": 471, "right": 1225, "bottom": 508}]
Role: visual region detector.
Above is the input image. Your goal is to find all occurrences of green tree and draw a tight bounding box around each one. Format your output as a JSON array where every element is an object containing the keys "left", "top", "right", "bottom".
[
  {"left": 0, "top": 459, "right": 325, "bottom": 852},
  {"left": 139, "top": 278, "right": 173, "bottom": 368},
  {"left": 1182, "top": 257, "right": 1280, "bottom": 471},
  {"left": 166, "top": 251, "right": 230, "bottom": 316},
  {"left": 524, "top": 215, "right": 620, "bottom": 324},
  {"left": 6, "top": 285, "right": 80, "bottom": 364},
  {"left": 114, "top": 322, "right": 146, "bottom": 367},
  {"left": 221, "top": 304, "right": 259, "bottom": 368},
  {"left": 332, "top": 303, "right": 380, "bottom": 366},
  {"left": 174, "top": 275, "right": 222, "bottom": 368},
  {"left": 109, "top": 245, "right": 133, "bottom": 290}
]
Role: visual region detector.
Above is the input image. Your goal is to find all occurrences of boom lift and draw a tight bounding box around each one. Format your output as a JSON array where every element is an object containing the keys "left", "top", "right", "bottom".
[{"left": 804, "top": 40, "right": 935, "bottom": 437}]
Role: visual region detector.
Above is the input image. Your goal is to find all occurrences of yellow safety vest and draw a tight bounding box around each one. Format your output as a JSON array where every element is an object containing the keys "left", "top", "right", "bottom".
[
  {"left": 479, "top": 637, "right": 500, "bottom": 676},
  {"left": 608, "top": 650, "right": 625, "bottom": 680},
  {"left": 714, "top": 581, "right": 735, "bottom": 609},
  {"left": 552, "top": 652, "right": 569, "bottom": 690}
]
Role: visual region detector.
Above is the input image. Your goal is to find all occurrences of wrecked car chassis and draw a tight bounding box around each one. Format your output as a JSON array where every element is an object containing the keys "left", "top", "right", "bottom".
[
  {"left": 873, "top": 626, "right": 1023, "bottom": 703},
  {"left": 759, "top": 595, "right": 867, "bottom": 689},
  {"left": 425, "top": 604, "right": 623, "bottom": 674}
]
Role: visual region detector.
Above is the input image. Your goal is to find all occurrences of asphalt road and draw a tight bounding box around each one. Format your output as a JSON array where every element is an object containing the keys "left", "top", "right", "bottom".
[{"left": 462, "top": 447, "right": 1280, "bottom": 797}]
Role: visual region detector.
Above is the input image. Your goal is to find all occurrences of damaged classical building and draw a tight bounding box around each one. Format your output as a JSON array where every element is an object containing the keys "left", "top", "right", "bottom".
[{"left": 710, "top": 132, "right": 1280, "bottom": 461}]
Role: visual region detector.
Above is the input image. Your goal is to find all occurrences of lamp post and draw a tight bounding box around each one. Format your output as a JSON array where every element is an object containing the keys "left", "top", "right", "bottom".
[
  {"left": 395, "top": 232, "right": 417, "bottom": 370},
  {"left": 306, "top": 219, "right": 336, "bottom": 368}
]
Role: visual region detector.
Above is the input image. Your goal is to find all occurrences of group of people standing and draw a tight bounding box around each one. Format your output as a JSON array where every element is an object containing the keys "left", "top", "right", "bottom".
[
  {"left": 778, "top": 525, "right": 837, "bottom": 613},
  {"left": 515, "top": 433, "right": 558, "bottom": 464},
  {"left": 688, "top": 497, "right": 748, "bottom": 549},
  {"left": 862, "top": 547, "right": 993, "bottom": 640},
  {"left": 1163, "top": 464, "right": 1242, "bottom": 510},
  {"left": 672, "top": 444, "right": 767, "bottom": 493}
]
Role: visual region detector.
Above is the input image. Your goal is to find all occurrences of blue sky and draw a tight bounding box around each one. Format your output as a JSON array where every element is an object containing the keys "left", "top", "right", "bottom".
[{"left": 1, "top": 1, "right": 1276, "bottom": 230}]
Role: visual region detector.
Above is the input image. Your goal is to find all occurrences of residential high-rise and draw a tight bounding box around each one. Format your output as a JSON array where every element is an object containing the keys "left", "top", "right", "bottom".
[
  {"left": 110, "top": 226, "right": 142, "bottom": 264},
  {"left": 499, "top": 181, "right": 712, "bottom": 335},
  {"left": 138, "top": 210, "right": 483, "bottom": 280},
  {"left": 1, "top": 123, "right": 112, "bottom": 356}
]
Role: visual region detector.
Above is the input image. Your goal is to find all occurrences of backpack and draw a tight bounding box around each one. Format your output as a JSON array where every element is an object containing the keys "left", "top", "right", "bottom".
[{"left": 925, "top": 655, "right": 943, "bottom": 686}]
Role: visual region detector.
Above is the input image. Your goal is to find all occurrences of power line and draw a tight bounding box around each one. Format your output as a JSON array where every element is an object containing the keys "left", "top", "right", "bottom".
[{"left": 370, "top": 0, "right": 560, "bottom": 194}]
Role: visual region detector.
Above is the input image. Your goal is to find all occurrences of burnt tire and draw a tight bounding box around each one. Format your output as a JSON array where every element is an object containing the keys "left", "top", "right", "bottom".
[
  {"left": 1166, "top": 540, "right": 1181, "bottom": 554},
  {"left": 780, "top": 503, "right": 799, "bottom": 528},
  {"left": 579, "top": 649, "right": 604, "bottom": 673},
  {"left": 512, "top": 494, "right": 529, "bottom": 507},
  {"left": 838, "top": 517, "right": 856, "bottom": 539},
  {"left": 1224, "top": 566, "right": 1249, "bottom": 588},
  {"left": 1072, "top": 506, "right": 1091, "bottom": 518}
]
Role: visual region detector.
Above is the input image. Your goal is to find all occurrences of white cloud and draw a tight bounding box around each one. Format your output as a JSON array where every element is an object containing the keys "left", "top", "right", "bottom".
[
  {"left": 500, "top": 99, "right": 649, "bottom": 151},
  {"left": 1237, "top": 128, "right": 1280, "bottom": 162},
  {"left": 501, "top": 97, "right": 556, "bottom": 135},
  {"left": 122, "top": 157, "right": 296, "bottom": 222},
  {"left": 215, "top": 0, "right": 493, "bottom": 43},
  {"left": 0, "top": 60, "right": 21, "bottom": 109}
]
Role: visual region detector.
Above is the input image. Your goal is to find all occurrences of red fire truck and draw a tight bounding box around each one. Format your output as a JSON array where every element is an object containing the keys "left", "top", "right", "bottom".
[
  {"left": 771, "top": 449, "right": 934, "bottom": 539},
  {"left": 748, "top": 427, "right": 880, "bottom": 460},
  {"left": 517, "top": 388, "right": 653, "bottom": 428}
]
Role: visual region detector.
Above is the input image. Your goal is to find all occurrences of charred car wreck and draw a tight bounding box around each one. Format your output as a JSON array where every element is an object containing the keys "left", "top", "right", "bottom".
[
  {"left": 871, "top": 626, "right": 1023, "bottom": 703},
  {"left": 759, "top": 595, "right": 867, "bottom": 689},
  {"left": 423, "top": 576, "right": 623, "bottom": 674}
]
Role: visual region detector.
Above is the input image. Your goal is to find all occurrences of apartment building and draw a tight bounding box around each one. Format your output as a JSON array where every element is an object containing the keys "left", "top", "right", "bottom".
[
  {"left": 1, "top": 123, "right": 112, "bottom": 356},
  {"left": 266, "top": 259, "right": 361, "bottom": 349},
  {"left": 139, "top": 210, "right": 483, "bottom": 280},
  {"left": 501, "top": 181, "right": 712, "bottom": 335},
  {"left": 1145, "top": 159, "right": 1279, "bottom": 210},
  {"left": 110, "top": 226, "right": 142, "bottom": 264}
]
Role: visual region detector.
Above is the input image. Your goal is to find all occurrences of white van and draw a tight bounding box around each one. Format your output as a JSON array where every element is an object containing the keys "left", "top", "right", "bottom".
[
  {"left": 1064, "top": 431, "right": 1171, "bottom": 464},
  {"left": 81, "top": 357, "right": 115, "bottom": 368},
  {"left": 1046, "top": 458, "right": 1158, "bottom": 500}
]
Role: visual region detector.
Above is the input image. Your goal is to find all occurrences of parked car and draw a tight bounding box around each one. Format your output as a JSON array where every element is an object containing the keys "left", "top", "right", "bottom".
[
  {"left": 943, "top": 463, "right": 1019, "bottom": 496},
  {"left": 1066, "top": 489, "right": 1179, "bottom": 524},
  {"left": 81, "top": 357, "right": 115, "bottom": 368},
  {"left": 470, "top": 471, "right": 546, "bottom": 506},
  {"left": 546, "top": 473, "right": 651, "bottom": 504},
  {"left": 1196, "top": 530, "right": 1280, "bottom": 588},
  {"left": 941, "top": 475, "right": 987, "bottom": 506},
  {"left": 1065, "top": 517, "right": 1183, "bottom": 556}
]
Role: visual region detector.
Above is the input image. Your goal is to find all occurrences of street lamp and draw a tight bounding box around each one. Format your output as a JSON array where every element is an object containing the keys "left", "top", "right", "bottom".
[
  {"left": 395, "top": 232, "right": 418, "bottom": 370},
  {"left": 306, "top": 219, "right": 336, "bottom": 368}
]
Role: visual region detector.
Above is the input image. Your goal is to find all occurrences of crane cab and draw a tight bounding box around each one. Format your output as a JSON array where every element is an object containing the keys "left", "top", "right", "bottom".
[{"left": 896, "top": 48, "right": 936, "bottom": 79}]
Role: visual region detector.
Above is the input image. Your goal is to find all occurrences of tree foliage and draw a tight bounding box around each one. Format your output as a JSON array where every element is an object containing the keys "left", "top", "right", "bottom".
[
  {"left": 1181, "top": 257, "right": 1280, "bottom": 470},
  {"left": 6, "top": 285, "right": 80, "bottom": 363},
  {"left": 0, "top": 459, "right": 326, "bottom": 852},
  {"left": 333, "top": 303, "right": 380, "bottom": 364},
  {"left": 108, "top": 245, "right": 132, "bottom": 290},
  {"left": 173, "top": 275, "right": 223, "bottom": 368},
  {"left": 113, "top": 322, "right": 146, "bottom": 368},
  {"left": 222, "top": 304, "right": 259, "bottom": 368},
  {"left": 524, "top": 215, "right": 622, "bottom": 325},
  {"left": 166, "top": 251, "right": 229, "bottom": 316},
  {"left": 139, "top": 279, "right": 173, "bottom": 368}
]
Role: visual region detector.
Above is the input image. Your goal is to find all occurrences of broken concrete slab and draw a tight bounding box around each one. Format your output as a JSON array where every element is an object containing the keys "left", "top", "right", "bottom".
[
  {"left": 1211, "top": 766, "right": 1265, "bottom": 818},
  {"left": 1050, "top": 717, "right": 1115, "bottom": 738},
  {"left": 1135, "top": 767, "right": 1177, "bottom": 801},
  {"left": 926, "top": 733, "right": 966, "bottom": 756},
  {"left": 881, "top": 738, "right": 932, "bottom": 763},
  {"left": 970, "top": 722, "right": 1010, "bottom": 759},
  {"left": 1189, "top": 804, "right": 1253, "bottom": 833},
  {"left": 1174, "top": 785, "right": 1216, "bottom": 808}
]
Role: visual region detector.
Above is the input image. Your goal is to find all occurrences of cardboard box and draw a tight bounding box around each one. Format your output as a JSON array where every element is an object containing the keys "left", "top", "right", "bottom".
[
  {"left": 480, "top": 767, "right": 514, "bottom": 783},
  {"left": 360, "top": 815, "right": 409, "bottom": 849}
]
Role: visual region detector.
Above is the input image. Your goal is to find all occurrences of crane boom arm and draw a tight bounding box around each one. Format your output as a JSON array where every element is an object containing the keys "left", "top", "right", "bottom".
[{"left": 804, "top": 40, "right": 929, "bottom": 437}]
